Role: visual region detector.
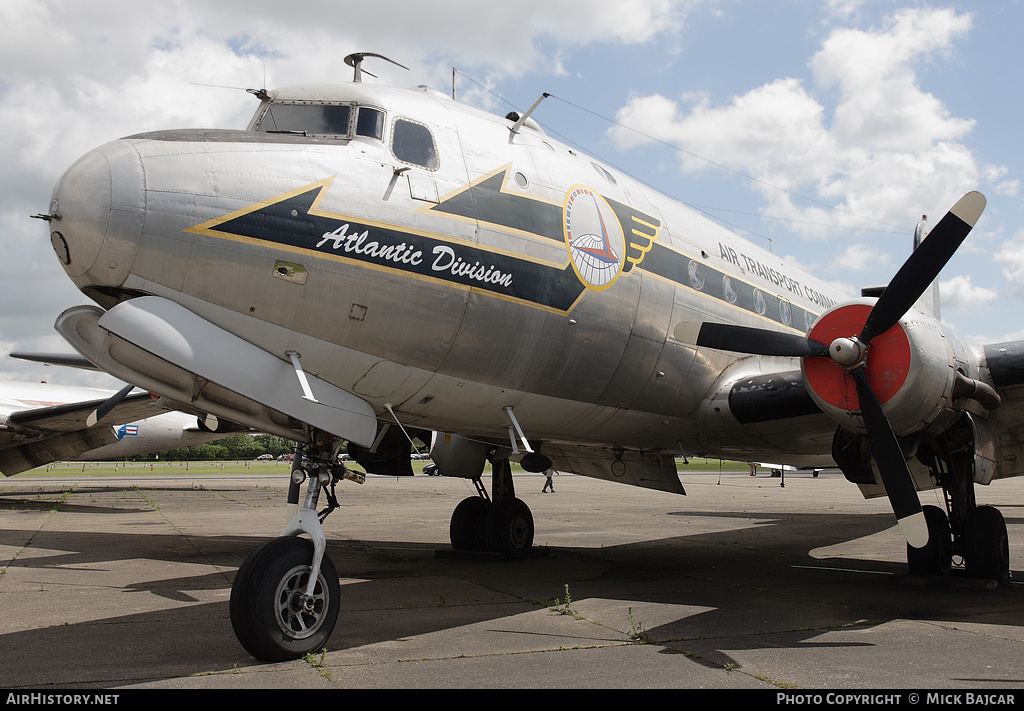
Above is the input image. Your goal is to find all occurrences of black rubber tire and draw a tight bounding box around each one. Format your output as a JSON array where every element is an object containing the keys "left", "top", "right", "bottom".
[
  {"left": 484, "top": 497, "right": 534, "bottom": 555},
  {"left": 907, "top": 505, "right": 951, "bottom": 576},
  {"left": 229, "top": 536, "right": 340, "bottom": 661},
  {"left": 450, "top": 497, "right": 490, "bottom": 551},
  {"left": 965, "top": 505, "right": 1010, "bottom": 583}
]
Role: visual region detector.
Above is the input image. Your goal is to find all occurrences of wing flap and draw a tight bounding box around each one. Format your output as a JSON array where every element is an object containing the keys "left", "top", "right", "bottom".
[
  {"left": 0, "top": 428, "right": 117, "bottom": 476},
  {"left": 543, "top": 444, "right": 685, "bottom": 495}
]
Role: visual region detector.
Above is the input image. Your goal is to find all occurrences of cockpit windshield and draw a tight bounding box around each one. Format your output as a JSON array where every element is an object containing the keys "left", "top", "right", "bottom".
[
  {"left": 250, "top": 99, "right": 436, "bottom": 171},
  {"left": 255, "top": 103, "right": 352, "bottom": 136}
]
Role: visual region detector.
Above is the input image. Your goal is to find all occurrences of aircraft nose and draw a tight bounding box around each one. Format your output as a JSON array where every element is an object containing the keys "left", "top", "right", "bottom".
[{"left": 48, "top": 139, "right": 144, "bottom": 287}]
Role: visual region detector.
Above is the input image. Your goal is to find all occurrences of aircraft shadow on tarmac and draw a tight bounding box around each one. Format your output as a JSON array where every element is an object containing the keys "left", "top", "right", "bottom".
[{"left": 2, "top": 501, "right": 1023, "bottom": 687}]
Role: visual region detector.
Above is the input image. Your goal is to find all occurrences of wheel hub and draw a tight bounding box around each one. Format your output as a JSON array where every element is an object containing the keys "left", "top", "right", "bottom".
[
  {"left": 509, "top": 516, "right": 530, "bottom": 547},
  {"left": 275, "top": 566, "right": 329, "bottom": 640}
]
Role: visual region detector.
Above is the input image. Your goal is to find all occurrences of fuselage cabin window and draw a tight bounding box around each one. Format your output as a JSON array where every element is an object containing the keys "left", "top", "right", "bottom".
[{"left": 391, "top": 118, "right": 439, "bottom": 170}]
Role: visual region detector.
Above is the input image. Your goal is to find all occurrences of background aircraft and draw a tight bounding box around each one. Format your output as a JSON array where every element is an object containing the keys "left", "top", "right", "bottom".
[
  {"left": 30, "top": 53, "right": 1024, "bottom": 662},
  {"left": 0, "top": 375, "right": 243, "bottom": 475}
]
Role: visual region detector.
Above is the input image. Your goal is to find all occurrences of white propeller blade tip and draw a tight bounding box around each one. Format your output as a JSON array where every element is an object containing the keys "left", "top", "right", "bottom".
[
  {"left": 899, "top": 511, "right": 930, "bottom": 549},
  {"left": 673, "top": 322, "right": 702, "bottom": 344},
  {"left": 951, "top": 191, "right": 986, "bottom": 228}
]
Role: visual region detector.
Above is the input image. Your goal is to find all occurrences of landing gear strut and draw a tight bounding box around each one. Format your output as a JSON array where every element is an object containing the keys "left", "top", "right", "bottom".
[
  {"left": 908, "top": 417, "right": 1010, "bottom": 585},
  {"left": 230, "top": 434, "right": 355, "bottom": 661},
  {"left": 449, "top": 456, "right": 534, "bottom": 555}
]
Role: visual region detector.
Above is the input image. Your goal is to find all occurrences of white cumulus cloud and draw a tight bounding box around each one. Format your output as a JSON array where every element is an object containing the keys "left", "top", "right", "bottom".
[
  {"left": 607, "top": 7, "right": 1000, "bottom": 240},
  {"left": 938, "top": 274, "right": 998, "bottom": 310}
]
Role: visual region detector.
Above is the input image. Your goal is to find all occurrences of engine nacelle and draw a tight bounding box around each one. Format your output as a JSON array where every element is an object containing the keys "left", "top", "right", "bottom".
[
  {"left": 801, "top": 300, "right": 976, "bottom": 438},
  {"left": 428, "top": 431, "right": 489, "bottom": 479}
]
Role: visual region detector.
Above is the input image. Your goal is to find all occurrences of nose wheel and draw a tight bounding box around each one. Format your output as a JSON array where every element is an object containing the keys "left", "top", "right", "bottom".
[
  {"left": 230, "top": 436, "right": 347, "bottom": 661},
  {"left": 230, "top": 536, "right": 341, "bottom": 661}
]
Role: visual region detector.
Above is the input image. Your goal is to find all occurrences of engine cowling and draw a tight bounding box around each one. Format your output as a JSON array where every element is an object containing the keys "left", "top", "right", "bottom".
[
  {"left": 801, "top": 299, "right": 969, "bottom": 438},
  {"left": 675, "top": 191, "right": 990, "bottom": 550}
]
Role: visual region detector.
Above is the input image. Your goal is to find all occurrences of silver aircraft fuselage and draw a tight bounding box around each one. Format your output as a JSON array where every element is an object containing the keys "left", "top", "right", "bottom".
[
  {"left": 41, "top": 74, "right": 1024, "bottom": 662},
  {"left": 47, "top": 81, "right": 847, "bottom": 469}
]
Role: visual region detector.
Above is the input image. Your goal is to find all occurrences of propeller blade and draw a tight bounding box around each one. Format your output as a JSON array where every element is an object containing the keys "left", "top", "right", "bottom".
[
  {"left": 850, "top": 367, "right": 929, "bottom": 548},
  {"left": 859, "top": 191, "right": 986, "bottom": 344},
  {"left": 86, "top": 383, "right": 136, "bottom": 427},
  {"left": 674, "top": 322, "right": 830, "bottom": 358}
]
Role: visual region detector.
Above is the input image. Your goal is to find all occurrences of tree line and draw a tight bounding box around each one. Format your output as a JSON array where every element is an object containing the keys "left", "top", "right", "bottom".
[{"left": 126, "top": 433, "right": 295, "bottom": 462}]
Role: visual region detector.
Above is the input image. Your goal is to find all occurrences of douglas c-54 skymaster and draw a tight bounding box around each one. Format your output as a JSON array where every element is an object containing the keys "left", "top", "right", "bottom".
[{"left": 30, "top": 52, "right": 1024, "bottom": 661}]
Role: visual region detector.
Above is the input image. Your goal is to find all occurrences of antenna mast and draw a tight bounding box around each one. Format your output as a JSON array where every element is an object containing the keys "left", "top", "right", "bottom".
[{"left": 344, "top": 53, "right": 409, "bottom": 82}]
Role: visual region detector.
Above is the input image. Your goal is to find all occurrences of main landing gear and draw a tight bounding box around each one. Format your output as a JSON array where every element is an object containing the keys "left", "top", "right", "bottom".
[
  {"left": 906, "top": 501, "right": 1010, "bottom": 584},
  {"left": 905, "top": 418, "right": 1010, "bottom": 585},
  {"left": 449, "top": 456, "right": 535, "bottom": 556}
]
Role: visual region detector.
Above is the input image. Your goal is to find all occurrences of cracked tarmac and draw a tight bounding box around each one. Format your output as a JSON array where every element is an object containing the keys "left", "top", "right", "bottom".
[{"left": 2, "top": 469, "right": 1023, "bottom": 689}]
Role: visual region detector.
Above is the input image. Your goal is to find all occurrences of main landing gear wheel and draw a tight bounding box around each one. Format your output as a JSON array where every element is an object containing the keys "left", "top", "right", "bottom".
[
  {"left": 907, "top": 505, "right": 951, "bottom": 577},
  {"left": 485, "top": 497, "right": 534, "bottom": 555},
  {"left": 450, "top": 497, "right": 490, "bottom": 551},
  {"left": 449, "top": 496, "right": 535, "bottom": 555},
  {"left": 230, "top": 536, "right": 341, "bottom": 661},
  {"left": 964, "top": 505, "right": 1010, "bottom": 584}
]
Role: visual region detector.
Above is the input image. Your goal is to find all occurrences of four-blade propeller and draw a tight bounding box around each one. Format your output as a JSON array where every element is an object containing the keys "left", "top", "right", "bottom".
[
  {"left": 674, "top": 192, "right": 986, "bottom": 548},
  {"left": 85, "top": 382, "right": 137, "bottom": 428}
]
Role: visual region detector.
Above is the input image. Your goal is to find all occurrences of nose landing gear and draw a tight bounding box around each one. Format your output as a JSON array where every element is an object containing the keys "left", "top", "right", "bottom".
[
  {"left": 229, "top": 434, "right": 350, "bottom": 661},
  {"left": 230, "top": 535, "right": 341, "bottom": 661}
]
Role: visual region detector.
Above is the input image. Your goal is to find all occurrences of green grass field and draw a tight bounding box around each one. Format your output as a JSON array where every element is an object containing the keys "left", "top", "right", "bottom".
[{"left": 11, "top": 457, "right": 755, "bottom": 478}]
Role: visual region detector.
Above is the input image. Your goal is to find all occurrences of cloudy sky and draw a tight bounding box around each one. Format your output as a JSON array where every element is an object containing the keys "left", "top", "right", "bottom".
[{"left": 1, "top": 0, "right": 1022, "bottom": 389}]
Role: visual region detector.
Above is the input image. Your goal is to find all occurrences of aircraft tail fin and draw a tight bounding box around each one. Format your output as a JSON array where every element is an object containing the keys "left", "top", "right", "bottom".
[
  {"left": 860, "top": 217, "right": 941, "bottom": 318},
  {"left": 914, "top": 215, "right": 941, "bottom": 319}
]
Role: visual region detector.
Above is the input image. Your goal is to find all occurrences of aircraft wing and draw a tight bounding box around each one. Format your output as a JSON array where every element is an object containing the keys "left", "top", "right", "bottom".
[
  {"left": 6, "top": 390, "right": 158, "bottom": 433},
  {"left": 0, "top": 388, "right": 166, "bottom": 476},
  {"left": 4, "top": 352, "right": 252, "bottom": 475},
  {"left": 53, "top": 298, "right": 378, "bottom": 447},
  {"left": 9, "top": 351, "right": 102, "bottom": 371},
  {"left": 542, "top": 443, "right": 685, "bottom": 495}
]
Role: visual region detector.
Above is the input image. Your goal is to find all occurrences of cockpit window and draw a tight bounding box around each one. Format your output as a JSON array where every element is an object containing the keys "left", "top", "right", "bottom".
[
  {"left": 256, "top": 103, "right": 352, "bottom": 136},
  {"left": 391, "top": 118, "right": 439, "bottom": 171},
  {"left": 356, "top": 107, "right": 385, "bottom": 140}
]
